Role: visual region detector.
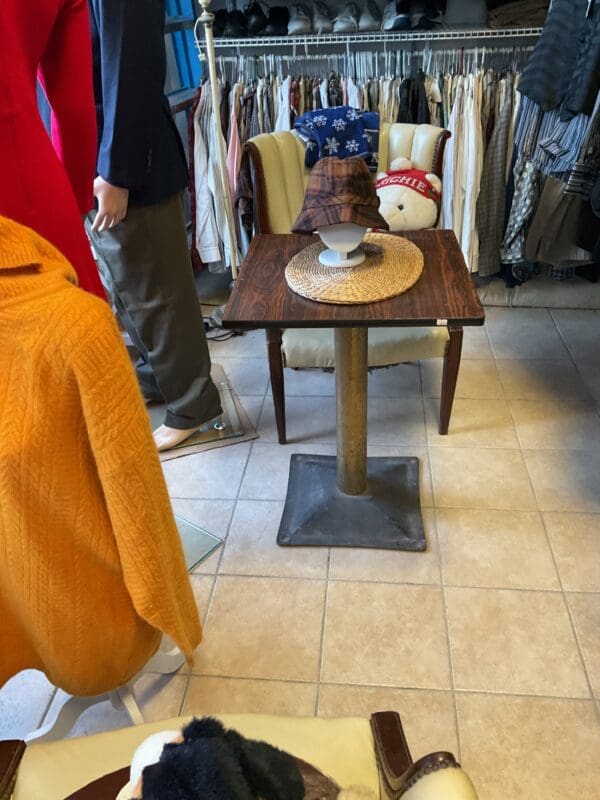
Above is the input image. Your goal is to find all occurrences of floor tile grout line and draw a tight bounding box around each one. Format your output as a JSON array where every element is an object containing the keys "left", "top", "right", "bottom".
[
  {"left": 493, "top": 317, "right": 600, "bottom": 712},
  {"left": 179, "top": 494, "right": 238, "bottom": 714},
  {"left": 209, "top": 569, "right": 600, "bottom": 594},
  {"left": 548, "top": 310, "right": 600, "bottom": 422},
  {"left": 184, "top": 428, "right": 258, "bottom": 712},
  {"left": 451, "top": 687, "right": 596, "bottom": 701},
  {"left": 315, "top": 550, "right": 332, "bottom": 716},
  {"left": 424, "top": 358, "right": 462, "bottom": 761},
  {"left": 537, "top": 513, "right": 600, "bottom": 712},
  {"left": 432, "top": 509, "right": 462, "bottom": 762},
  {"left": 176, "top": 670, "right": 595, "bottom": 703},
  {"left": 190, "top": 496, "right": 598, "bottom": 516},
  {"left": 515, "top": 405, "right": 555, "bottom": 516}
]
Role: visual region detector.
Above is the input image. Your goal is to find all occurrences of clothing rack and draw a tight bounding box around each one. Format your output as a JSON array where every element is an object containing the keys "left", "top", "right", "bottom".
[
  {"left": 197, "top": 2, "right": 541, "bottom": 282},
  {"left": 214, "top": 44, "right": 535, "bottom": 83},
  {"left": 213, "top": 26, "right": 543, "bottom": 50}
]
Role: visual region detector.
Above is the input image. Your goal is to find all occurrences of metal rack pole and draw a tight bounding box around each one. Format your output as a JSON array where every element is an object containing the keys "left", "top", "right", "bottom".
[{"left": 197, "top": 0, "right": 240, "bottom": 280}]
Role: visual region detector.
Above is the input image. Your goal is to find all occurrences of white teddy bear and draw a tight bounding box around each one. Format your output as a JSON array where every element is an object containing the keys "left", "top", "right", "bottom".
[{"left": 376, "top": 157, "right": 442, "bottom": 232}]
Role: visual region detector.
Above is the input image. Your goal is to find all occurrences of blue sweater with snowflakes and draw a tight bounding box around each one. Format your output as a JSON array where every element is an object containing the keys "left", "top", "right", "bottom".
[{"left": 294, "top": 107, "right": 380, "bottom": 170}]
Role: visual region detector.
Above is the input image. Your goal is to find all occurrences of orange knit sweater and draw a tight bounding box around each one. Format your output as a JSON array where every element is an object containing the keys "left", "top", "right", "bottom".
[{"left": 0, "top": 217, "right": 202, "bottom": 696}]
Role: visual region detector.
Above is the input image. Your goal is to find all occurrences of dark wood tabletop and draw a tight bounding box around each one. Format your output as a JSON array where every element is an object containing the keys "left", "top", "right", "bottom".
[{"left": 223, "top": 230, "right": 485, "bottom": 329}]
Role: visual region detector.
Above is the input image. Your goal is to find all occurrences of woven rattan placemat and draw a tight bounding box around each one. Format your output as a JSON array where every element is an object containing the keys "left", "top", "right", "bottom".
[{"left": 285, "top": 232, "right": 424, "bottom": 305}]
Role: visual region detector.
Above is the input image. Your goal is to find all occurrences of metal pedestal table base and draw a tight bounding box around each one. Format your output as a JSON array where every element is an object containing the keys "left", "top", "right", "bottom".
[{"left": 277, "top": 454, "right": 426, "bottom": 551}]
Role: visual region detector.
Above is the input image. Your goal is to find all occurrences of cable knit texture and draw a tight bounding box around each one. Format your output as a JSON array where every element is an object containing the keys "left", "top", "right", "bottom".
[{"left": 0, "top": 216, "right": 202, "bottom": 696}]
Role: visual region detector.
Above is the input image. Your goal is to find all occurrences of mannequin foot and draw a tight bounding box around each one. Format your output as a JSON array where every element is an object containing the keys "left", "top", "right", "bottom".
[{"left": 153, "top": 424, "right": 199, "bottom": 452}]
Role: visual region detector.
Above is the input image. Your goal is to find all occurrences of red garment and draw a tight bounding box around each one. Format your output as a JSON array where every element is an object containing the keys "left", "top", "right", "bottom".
[{"left": 0, "top": 0, "right": 104, "bottom": 298}]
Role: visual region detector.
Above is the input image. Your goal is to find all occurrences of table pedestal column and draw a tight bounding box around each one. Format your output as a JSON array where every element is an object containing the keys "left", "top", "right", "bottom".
[
  {"left": 335, "top": 328, "right": 367, "bottom": 495},
  {"left": 277, "top": 326, "right": 426, "bottom": 551}
]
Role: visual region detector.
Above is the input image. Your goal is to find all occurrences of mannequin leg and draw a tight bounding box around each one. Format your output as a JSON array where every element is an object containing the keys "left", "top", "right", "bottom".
[{"left": 86, "top": 193, "right": 222, "bottom": 451}]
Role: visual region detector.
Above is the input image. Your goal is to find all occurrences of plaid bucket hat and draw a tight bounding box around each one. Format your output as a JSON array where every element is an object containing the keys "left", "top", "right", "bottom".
[{"left": 292, "top": 156, "right": 389, "bottom": 234}]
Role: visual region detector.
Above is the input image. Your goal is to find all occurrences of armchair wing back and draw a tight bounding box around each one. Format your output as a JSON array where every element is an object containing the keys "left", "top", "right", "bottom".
[{"left": 246, "top": 123, "right": 450, "bottom": 235}]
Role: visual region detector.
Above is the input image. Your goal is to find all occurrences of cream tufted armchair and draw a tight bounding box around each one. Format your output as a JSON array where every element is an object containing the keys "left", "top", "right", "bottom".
[
  {"left": 4, "top": 711, "right": 479, "bottom": 799},
  {"left": 245, "top": 122, "right": 461, "bottom": 445}
]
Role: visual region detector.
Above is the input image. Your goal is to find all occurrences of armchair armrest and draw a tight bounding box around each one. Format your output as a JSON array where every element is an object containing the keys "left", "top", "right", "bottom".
[
  {"left": 370, "top": 712, "right": 477, "bottom": 799},
  {"left": 370, "top": 711, "right": 413, "bottom": 792}
]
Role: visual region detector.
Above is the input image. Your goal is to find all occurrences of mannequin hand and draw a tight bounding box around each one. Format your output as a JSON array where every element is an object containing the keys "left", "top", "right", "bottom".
[{"left": 92, "top": 177, "right": 129, "bottom": 232}]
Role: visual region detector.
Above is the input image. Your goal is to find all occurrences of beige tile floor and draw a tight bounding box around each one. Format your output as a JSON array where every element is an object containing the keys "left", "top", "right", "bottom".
[{"left": 2, "top": 308, "right": 600, "bottom": 799}]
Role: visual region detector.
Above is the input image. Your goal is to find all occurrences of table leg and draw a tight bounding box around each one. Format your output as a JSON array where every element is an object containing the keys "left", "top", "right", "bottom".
[
  {"left": 277, "top": 327, "right": 426, "bottom": 551},
  {"left": 335, "top": 327, "right": 367, "bottom": 495}
]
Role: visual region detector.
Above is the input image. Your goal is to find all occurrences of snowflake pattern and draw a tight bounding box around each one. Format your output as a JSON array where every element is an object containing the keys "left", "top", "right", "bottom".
[{"left": 296, "top": 108, "right": 378, "bottom": 169}]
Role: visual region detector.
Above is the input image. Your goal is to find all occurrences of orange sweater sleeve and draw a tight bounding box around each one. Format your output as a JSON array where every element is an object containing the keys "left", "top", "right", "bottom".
[{"left": 71, "top": 300, "right": 202, "bottom": 660}]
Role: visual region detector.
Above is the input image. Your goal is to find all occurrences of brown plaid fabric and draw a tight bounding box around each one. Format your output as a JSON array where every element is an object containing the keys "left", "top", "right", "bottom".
[{"left": 292, "top": 156, "right": 389, "bottom": 233}]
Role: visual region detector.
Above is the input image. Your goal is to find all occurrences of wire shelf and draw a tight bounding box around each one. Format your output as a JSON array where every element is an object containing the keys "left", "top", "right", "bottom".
[{"left": 213, "top": 27, "right": 542, "bottom": 49}]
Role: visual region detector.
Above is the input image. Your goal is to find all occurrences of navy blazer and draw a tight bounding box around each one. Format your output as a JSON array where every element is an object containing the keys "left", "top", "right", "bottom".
[{"left": 88, "top": 0, "right": 188, "bottom": 206}]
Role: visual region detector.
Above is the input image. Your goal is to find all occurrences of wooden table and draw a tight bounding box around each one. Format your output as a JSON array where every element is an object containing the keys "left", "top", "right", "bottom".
[{"left": 223, "top": 230, "right": 484, "bottom": 550}]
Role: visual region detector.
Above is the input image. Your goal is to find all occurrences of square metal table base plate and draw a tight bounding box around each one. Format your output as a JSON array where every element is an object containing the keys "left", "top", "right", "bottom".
[{"left": 277, "top": 454, "right": 426, "bottom": 551}]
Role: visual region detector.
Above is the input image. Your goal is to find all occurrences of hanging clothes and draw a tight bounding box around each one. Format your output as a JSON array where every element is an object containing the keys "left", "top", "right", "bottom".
[
  {"left": 275, "top": 76, "right": 292, "bottom": 131},
  {"left": 347, "top": 76, "right": 362, "bottom": 109},
  {"left": 192, "top": 86, "right": 221, "bottom": 265},
  {"left": 518, "top": 0, "right": 600, "bottom": 120},
  {"left": 442, "top": 76, "right": 465, "bottom": 239},
  {"left": 460, "top": 71, "right": 484, "bottom": 272},
  {"left": 195, "top": 48, "right": 538, "bottom": 271},
  {"left": 477, "top": 72, "right": 516, "bottom": 277},
  {"left": 192, "top": 80, "right": 240, "bottom": 271},
  {"left": 226, "top": 82, "right": 243, "bottom": 200}
]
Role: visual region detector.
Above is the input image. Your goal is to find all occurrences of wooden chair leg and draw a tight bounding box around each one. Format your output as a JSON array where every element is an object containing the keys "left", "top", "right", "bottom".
[
  {"left": 439, "top": 326, "right": 463, "bottom": 435},
  {"left": 266, "top": 328, "right": 286, "bottom": 444}
]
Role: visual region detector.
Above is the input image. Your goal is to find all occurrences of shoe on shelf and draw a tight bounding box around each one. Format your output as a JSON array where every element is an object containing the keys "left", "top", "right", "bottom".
[
  {"left": 313, "top": 1, "right": 333, "bottom": 33},
  {"left": 359, "top": 0, "right": 382, "bottom": 31},
  {"left": 245, "top": 0, "right": 268, "bottom": 34},
  {"left": 223, "top": 8, "right": 247, "bottom": 37},
  {"left": 410, "top": 0, "right": 443, "bottom": 29},
  {"left": 333, "top": 2, "right": 360, "bottom": 33},
  {"left": 213, "top": 8, "right": 228, "bottom": 36},
  {"left": 381, "top": 0, "right": 411, "bottom": 31},
  {"left": 288, "top": 4, "right": 312, "bottom": 34},
  {"left": 264, "top": 5, "right": 290, "bottom": 35}
]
